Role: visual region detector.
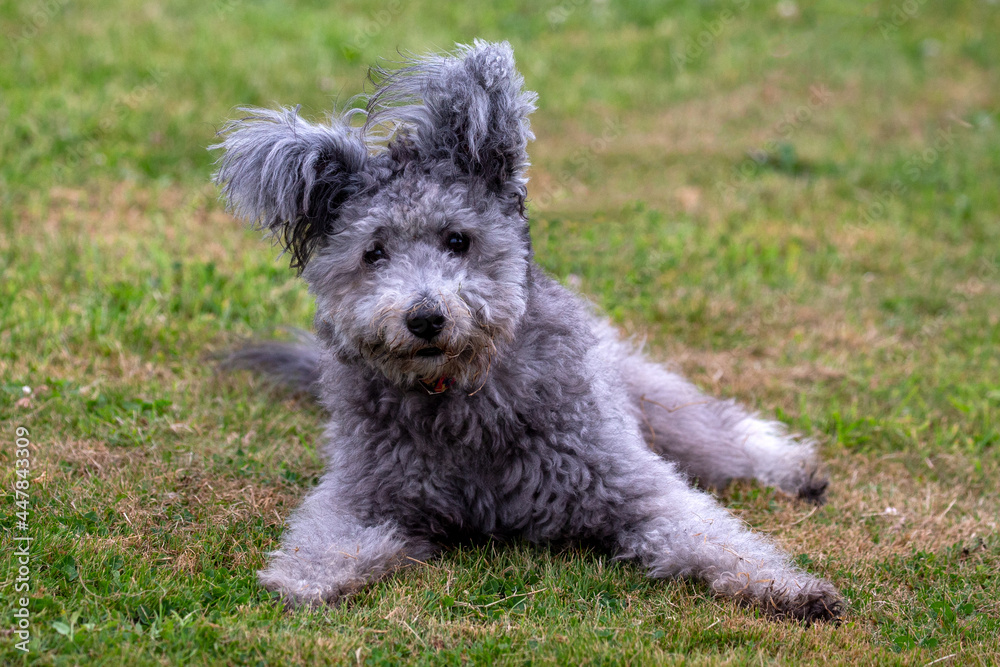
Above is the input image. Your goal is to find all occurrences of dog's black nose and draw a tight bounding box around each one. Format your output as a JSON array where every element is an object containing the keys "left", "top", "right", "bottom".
[{"left": 407, "top": 311, "right": 446, "bottom": 341}]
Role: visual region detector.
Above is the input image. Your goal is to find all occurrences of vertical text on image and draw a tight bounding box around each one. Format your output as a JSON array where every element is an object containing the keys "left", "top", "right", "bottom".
[{"left": 13, "top": 426, "right": 32, "bottom": 654}]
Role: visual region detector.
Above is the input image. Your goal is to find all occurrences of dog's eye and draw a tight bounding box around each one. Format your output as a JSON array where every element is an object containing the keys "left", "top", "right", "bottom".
[
  {"left": 363, "top": 243, "right": 387, "bottom": 265},
  {"left": 446, "top": 232, "right": 471, "bottom": 254}
]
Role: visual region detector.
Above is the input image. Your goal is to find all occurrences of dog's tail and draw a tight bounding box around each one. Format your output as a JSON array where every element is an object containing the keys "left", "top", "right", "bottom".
[{"left": 219, "top": 328, "right": 322, "bottom": 396}]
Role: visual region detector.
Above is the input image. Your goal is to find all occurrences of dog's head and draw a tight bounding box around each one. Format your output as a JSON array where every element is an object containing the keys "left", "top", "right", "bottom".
[{"left": 213, "top": 41, "right": 537, "bottom": 390}]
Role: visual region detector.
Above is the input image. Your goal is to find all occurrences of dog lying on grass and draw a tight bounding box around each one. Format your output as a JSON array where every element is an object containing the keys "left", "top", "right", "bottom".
[{"left": 212, "top": 40, "right": 843, "bottom": 622}]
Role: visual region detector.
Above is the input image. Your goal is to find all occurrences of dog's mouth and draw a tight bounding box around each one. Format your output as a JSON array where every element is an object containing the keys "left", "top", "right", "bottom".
[{"left": 414, "top": 347, "right": 445, "bottom": 358}]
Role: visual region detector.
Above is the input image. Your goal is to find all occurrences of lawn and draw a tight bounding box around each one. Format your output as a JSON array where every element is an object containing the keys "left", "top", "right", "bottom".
[{"left": 1, "top": 0, "right": 998, "bottom": 664}]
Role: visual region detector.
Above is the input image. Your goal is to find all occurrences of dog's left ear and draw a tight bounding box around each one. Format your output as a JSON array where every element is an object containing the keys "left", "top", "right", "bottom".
[
  {"left": 212, "top": 107, "right": 373, "bottom": 272},
  {"left": 367, "top": 40, "right": 538, "bottom": 214}
]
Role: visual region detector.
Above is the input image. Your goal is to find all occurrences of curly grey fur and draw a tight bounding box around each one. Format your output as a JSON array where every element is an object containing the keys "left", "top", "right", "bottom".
[
  {"left": 212, "top": 41, "right": 844, "bottom": 622},
  {"left": 365, "top": 41, "right": 537, "bottom": 210}
]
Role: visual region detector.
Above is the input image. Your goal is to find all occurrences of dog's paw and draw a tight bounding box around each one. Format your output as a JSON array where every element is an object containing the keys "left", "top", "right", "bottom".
[
  {"left": 763, "top": 577, "right": 845, "bottom": 624},
  {"left": 795, "top": 468, "right": 830, "bottom": 506},
  {"left": 719, "top": 569, "right": 845, "bottom": 624}
]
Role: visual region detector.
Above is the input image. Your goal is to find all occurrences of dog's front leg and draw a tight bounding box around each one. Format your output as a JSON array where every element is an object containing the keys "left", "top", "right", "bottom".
[
  {"left": 259, "top": 474, "right": 435, "bottom": 608},
  {"left": 615, "top": 459, "right": 844, "bottom": 622}
]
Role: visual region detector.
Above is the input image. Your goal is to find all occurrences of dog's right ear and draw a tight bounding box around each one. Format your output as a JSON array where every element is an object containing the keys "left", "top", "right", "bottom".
[{"left": 212, "top": 107, "right": 372, "bottom": 273}]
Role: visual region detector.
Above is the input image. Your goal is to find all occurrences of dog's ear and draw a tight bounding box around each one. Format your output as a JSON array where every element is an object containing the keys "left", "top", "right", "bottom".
[
  {"left": 212, "top": 107, "right": 372, "bottom": 272},
  {"left": 367, "top": 40, "right": 537, "bottom": 213}
]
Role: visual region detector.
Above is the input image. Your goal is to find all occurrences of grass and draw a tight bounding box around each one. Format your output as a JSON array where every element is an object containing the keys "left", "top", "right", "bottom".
[{"left": 1, "top": 0, "right": 998, "bottom": 663}]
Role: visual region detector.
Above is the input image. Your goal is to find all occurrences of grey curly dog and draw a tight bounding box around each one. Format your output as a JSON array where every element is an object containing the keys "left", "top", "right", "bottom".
[{"left": 212, "top": 40, "right": 843, "bottom": 622}]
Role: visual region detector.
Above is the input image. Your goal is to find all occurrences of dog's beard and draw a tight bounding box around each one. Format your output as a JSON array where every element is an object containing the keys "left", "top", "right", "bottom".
[
  {"left": 357, "top": 306, "right": 503, "bottom": 391},
  {"left": 360, "top": 337, "right": 494, "bottom": 389}
]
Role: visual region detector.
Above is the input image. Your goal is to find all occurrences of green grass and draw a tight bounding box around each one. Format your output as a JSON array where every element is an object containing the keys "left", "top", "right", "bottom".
[{"left": 2, "top": 0, "right": 999, "bottom": 663}]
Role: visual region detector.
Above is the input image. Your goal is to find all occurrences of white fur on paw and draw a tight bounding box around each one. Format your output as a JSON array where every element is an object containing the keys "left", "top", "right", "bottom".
[{"left": 737, "top": 417, "right": 826, "bottom": 501}]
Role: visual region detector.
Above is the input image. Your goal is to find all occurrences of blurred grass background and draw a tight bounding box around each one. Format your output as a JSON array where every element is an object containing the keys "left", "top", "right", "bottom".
[{"left": 1, "top": 0, "right": 998, "bottom": 664}]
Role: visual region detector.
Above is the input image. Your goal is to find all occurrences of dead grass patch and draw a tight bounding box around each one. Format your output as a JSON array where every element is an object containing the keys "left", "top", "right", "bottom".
[
  {"left": 23, "top": 183, "right": 254, "bottom": 269},
  {"left": 44, "top": 438, "right": 148, "bottom": 480},
  {"left": 730, "top": 452, "right": 998, "bottom": 567}
]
